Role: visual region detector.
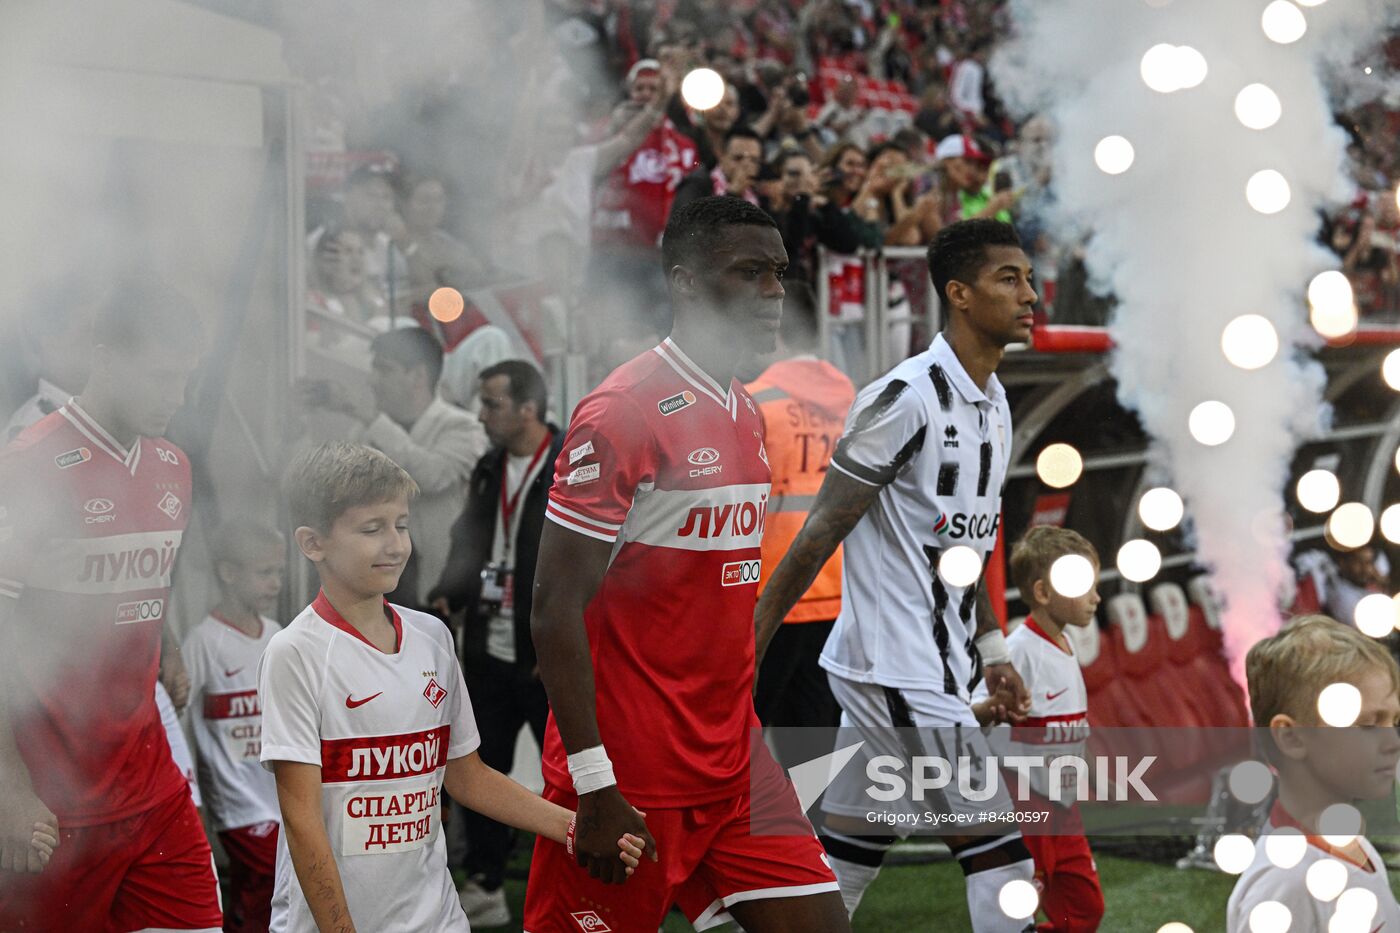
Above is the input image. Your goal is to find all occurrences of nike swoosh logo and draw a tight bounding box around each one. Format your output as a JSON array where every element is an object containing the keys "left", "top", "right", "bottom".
[
  {"left": 345, "top": 692, "right": 383, "bottom": 709},
  {"left": 1046, "top": 688, "right": 1068, "bottom": 701},
  {"left": 223, "top": 667, "right": 244, "bottom": 678}
]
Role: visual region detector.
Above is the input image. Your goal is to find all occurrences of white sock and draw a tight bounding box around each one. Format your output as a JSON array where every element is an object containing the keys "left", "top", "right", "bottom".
[
  {"left": 827, "top": 855, "right": 882, "bottom": 917},
  {"left": 964, "top": 857, "right": 1036, "bottom": 933}
]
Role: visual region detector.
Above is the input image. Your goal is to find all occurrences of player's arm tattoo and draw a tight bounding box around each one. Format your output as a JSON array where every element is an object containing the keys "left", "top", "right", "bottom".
[
  {"left": 754, "top": 468, "right": 882, "bottom": 660},
  {"left": 974, "top": 577, "right": 1000, "bottom": 639}
]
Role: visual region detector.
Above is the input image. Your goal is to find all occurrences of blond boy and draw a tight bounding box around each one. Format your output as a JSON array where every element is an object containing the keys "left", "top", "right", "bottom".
[
  {"left": 258, "top": 443, "right": 640, "bottom": 932},
  {"left": 1003, "top": 526, "right": 1104, "bottom": 932},
  {"left": 1227, "top": 615, "right": 1400, "bottom": 932}
]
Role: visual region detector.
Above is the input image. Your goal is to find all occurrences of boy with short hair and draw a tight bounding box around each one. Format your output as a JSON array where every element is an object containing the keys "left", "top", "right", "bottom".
[
  {"left": 1227, "top": 615, "right": 1400, "bottom": 932},
  {"left": 183, "top": 521, "right": 288, "bottom": 933},
  {"left": 1005, "top": 526, "right": 1104, "bottom": 932},
  {"left": 259, "top": 443, "right": 641, "bottom": 932}
]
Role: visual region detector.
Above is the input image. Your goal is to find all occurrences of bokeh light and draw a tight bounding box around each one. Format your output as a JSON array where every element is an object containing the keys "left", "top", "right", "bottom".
[
  {"left": 1381, "top": 504, "right": 1400, "bottom": 544},
  {"left": 1189, "top": 401, "right": 1235, "bottom": 446},
  {"left": 998, "top": 879, "right": 1039, "bottom": 920},
  {"left": 1049, "top": 554, "right": 1096, "bottom": 599},
  {"left": 1319, "top": 803, "right": 1361, "bottom": 847},
  {"left": 1296, "top": 469, "right": 1340, "bottom": 513},
  {"left": 1317, "top": 682, "right": 1362, "bottom": 727},
  {"left": 680, "top": 68, "right": 725, "bottom": 110},
  {"left": 1334, "top": 889, "right": 1379, "bottom": 931},
  {"left": 1234, "top": 84, "right": 1282, "bottom": 130},
  {"left": 1308, "top": 270, "right": 1357, "bottom": 339},
  {"left": 1221, "top": 314, "right": 1279, "bottom": 370},
  {"left": 1214, "top": 834, "right": 1255, "bottom": 874},
  {"left": 1117, "top": 539, "right": 1162, "bottom": 583},
  {"left": 1382, "top": 349, "right": 1400, "bottom": 390},
  {"left": 1261, "top": 0, "right": 1307, "bottom": 44},
  {"left": 1228, "top": 760, "right": 1273, "bottom": 804},
  {"left": 1037, "top": 443, "right": 1084, "bottom": 488},
  {"left": 938, "top": 546, "right": 983, "bottom": 588},
  {"left": 1139, "top": 44, "right": 1207, "bottom": 93},
  {"left": 1157, "top": 925, "right": 1194, "bottom": 933},
  {"left": 1354, "top": 593, "right": 1395, "bottom": 638},
  {"left": 427, "top": 286, "right": 464, "bottom": 323},
  {"left": 1094, "top": 136, "right": 1135, "bottom": 175},
  {"left": 1305, "top": 858, "right": 1347, "bottom": 902},
  {"left": 1246, "top": 169, "right": 1291, "bottom": 214},
  {"left": 1247, "top": 899, "right": 1291, "bottom": 932},
  {"left": 1139, "top": 487, "right": 1184, "bottom": 531},
  {"left": 1140, "top": 43, "right": 1182, "bottom": 93},
  {"left": 1327, "top": 502, "right": 1375, "bottom": 550},
  {"left": 1264, "top": 829, "right": 1306, "bottom": 869}
]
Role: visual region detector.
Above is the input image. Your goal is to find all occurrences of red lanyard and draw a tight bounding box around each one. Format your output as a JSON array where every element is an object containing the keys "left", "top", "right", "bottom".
[{"left": 499, "top": 434, "right": 552, "bottom": 557}]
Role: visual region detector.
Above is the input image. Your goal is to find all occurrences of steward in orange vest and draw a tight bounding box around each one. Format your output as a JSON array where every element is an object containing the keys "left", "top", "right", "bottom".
[{"left": 747, "top": 331, "right": 855, "bottom": 766}]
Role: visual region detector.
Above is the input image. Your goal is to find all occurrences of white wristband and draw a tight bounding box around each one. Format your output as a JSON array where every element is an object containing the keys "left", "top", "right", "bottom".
[
  {"left": 975, "top": 629, "right": 1011, "bottom": 667},
  {"left": 566, "top": 745, "right": 617, "bottom": 795}
]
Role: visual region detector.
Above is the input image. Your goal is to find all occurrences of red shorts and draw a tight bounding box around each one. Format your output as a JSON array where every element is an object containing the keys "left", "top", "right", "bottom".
[
  {"left": 0, "top": 788, "right": 222, "bottom": 933},
  {"left": 523, "top": 760, "right": 837, "bottom": 933},
  {"left": 218, "top": 822, "right": 279, "bottom": 933},
  {"left": 1017, "top": 799, "right": 1103, "bottom": 933}
]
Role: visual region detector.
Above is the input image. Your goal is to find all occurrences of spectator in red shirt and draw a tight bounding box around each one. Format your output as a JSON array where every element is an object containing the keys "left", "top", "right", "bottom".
[{"left": 589, "top": 57, "right": 699, "bottom": 336}]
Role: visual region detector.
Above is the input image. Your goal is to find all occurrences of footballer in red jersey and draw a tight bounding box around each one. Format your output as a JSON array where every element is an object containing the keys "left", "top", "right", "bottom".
[
  {"left": 0, "top": 280, "right": 222, "bottom": 933},
  {"left": 524, "top": 197, "right": 847, "bottom": 933}
]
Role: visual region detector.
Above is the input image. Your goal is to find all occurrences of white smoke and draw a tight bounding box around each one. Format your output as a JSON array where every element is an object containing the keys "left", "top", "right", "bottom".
[{"left": 994, "top": 0, "right": 1400, "bottom": 678}]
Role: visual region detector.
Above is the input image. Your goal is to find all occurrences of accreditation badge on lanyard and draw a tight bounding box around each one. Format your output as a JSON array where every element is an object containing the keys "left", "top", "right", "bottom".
[{"left": 485, "top": 434, "right": 551, "bottom": 615}]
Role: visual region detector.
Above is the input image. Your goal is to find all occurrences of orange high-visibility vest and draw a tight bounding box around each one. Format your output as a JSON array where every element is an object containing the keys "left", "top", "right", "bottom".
[{"left": 747, "top": 358, "right": 856, "bottom": 623}]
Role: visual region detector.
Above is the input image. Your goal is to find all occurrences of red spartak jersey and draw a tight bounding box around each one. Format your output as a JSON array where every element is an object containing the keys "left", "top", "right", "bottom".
[
  {"left": 592, "top": 120, "right": 698, "bottom": 249},
  {"left": 542, "top": 338, "right": 772, "bottom": 807},
  {"left": 0, "top": 402, "right": 191, "bottom": 824}
]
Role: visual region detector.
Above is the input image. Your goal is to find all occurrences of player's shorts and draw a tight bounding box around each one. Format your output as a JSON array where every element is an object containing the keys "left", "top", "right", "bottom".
[
  {"left": 219, "top": 821, "right": 278, "bottom": 933},
  {"left": 522, "top": 755, "right": 838, "bottom": 933},
  {"left": 821, "top": 673, "right": 1016, "bottom": 837},
  {"left": 0, "top": 787, "right": 222, "bottom": 933}
]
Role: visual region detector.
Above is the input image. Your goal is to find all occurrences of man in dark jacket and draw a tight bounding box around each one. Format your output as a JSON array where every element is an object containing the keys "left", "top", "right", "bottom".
[{"left": 428, "top": 359, "right": 560, "bottom": 928}]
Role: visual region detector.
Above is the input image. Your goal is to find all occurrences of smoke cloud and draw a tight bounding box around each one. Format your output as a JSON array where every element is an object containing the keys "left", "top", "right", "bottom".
[{"left": 994, "top": 0, "right": 1400, "bottom": 677}]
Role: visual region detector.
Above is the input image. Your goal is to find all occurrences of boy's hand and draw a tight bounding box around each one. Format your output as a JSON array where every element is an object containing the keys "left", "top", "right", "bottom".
[
  {"left": 573, "top": 786, "right": 657, "bottom": 884},
  {"left": 0, "top": 785, "right": 56, "bottom": 873},
  {"left": 617, "top": 831, "right": 646, "bottom": 876},
  {"left": 983, "top": 663, "right": 1031, "bottom": 723}
]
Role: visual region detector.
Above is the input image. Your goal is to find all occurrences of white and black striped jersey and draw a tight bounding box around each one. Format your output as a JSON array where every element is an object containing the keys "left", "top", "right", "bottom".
[{"left": 820, "top": 334, "right": 1012, "bottom": 701}]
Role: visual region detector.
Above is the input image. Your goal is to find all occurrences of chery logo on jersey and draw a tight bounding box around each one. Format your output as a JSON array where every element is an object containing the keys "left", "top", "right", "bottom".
[
  {"left": 931, "top": 510, "right": 1001, "bottom": 541},
  {"left": 84, "top": 498, "right": 116, "bottom": 524},
  {"left": 658, "top": 390, "right": 696, "bottom": 416},
  {"left": 687, "top": 446, "right": 722, "bottom": 478},
  {"left": 721, "top": 559, "right": 761, "bottom": 586}
]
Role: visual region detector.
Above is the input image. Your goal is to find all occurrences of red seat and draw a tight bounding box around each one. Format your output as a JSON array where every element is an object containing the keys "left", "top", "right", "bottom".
[
  {"left": 1107, "top": 593, "right": 1210, "bottom": 802},
  {"left": 1186, "top": 576, "right": 1250, "bottom": 729}
]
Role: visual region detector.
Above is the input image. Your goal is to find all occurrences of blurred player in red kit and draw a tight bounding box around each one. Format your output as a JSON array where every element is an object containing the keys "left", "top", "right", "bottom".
[
  {"left": 0, "top": 278, "right": 222, "bottom": 931},
  {"left": 524, "top": 196, "right": 849, "bottom": 932}
]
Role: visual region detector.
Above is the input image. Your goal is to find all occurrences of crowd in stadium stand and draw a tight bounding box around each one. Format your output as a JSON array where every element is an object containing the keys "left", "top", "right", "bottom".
[{"left": 291, "top": 0, "right": 1400, "bottom": 357}]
